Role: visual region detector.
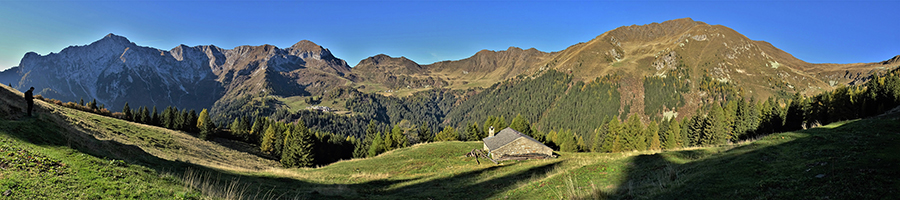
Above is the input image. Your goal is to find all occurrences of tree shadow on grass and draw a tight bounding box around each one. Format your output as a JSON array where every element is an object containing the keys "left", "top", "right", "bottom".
[
  {"left": 586, "top": 119, "right": 900, "bottom": 199},
  {"left": 1, "top": 113, "right": 567, "bottom": 199}
]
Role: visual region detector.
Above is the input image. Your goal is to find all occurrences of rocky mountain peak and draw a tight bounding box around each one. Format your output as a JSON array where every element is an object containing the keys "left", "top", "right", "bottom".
[
  {"left": 881, "top": 55, "right": 900, "bottom": 65},
  {"left": 94, "top": 33, "right": 134, "bottom": 46},
  {"left": 288, "top": 40, "right": 333, "bottom": 59}
]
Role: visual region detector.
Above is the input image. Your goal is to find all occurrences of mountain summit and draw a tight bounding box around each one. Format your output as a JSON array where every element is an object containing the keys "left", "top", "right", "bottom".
[{"left": 0, "top": 34, "right": 352, "bottom": 112}]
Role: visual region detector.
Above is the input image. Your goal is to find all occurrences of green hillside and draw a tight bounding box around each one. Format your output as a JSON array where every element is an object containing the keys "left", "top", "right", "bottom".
[{"left": 1, "top": 82, "right": 898, "bottom": 199}]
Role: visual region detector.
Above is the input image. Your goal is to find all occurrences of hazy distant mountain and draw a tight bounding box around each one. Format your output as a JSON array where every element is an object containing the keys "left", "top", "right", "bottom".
[{"left": 0, "top": 34, "right": 351, "bottom": 111}]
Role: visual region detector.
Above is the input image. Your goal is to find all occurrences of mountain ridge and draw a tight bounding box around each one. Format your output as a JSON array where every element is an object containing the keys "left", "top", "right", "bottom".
[{"left": 0, "top": 19, "right": 895, "bottom": 125}]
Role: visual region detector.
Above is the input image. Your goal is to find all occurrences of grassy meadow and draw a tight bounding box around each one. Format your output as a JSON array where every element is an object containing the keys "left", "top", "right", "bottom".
[{"left": 0, "top": 82, "right": 897, "bottom": 199}]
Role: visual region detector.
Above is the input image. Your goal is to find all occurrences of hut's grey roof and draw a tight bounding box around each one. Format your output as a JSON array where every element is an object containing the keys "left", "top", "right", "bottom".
[{"left": 482, "top": 127, "right": 548, "bottom": 150}]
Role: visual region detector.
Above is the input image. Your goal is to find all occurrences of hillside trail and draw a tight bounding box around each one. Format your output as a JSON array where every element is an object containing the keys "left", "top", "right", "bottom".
[{"left": 0, "top": 84, "right": 280, "bottom": 173}]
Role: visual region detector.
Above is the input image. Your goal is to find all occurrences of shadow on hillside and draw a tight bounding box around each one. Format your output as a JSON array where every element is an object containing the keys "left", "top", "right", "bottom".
[
  {"left": 1, "top": 112, "right": 567, "bottom": 199},
  {"left": 588, "top": 119, "right": 900, "bottom": 199},
  {"left": 375, "top": 161, "right": 563, "bottom": 199}
]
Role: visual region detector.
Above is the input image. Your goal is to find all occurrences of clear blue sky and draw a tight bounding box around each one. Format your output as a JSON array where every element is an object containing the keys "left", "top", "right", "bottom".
[{"left": 1, "top": 1, "right": 898, "bottom": 71}]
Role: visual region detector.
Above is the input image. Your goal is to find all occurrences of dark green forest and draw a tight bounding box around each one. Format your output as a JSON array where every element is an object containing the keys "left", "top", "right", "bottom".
[{"left": 43, "top": 65, "right": 900, "bottom": 167}]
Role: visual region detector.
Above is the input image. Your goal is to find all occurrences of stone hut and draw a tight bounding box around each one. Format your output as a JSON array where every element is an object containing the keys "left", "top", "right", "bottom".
[{"left": 482, "top": 127, "right": 553, "bottom": 160}]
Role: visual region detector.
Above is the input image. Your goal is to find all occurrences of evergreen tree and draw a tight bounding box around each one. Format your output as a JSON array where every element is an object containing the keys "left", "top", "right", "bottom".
[
  {"left": 251, "top": 117, "right": 266, "bottom": 142},
  {"left": 162, "top": 106, "right": 174, "bottom": 129},
  {"left": 197, "top": 109, "right": 214, "bottom": 139},
  {"left": 510, "top": 114, "right": 532, "bottom": 136},
  {"left": 187, "top": 110, "right": 198, "bottom": 133},
  {"left": 176, "top": 110, "right": 188, "bottom": 131},
  {"left": 139, "top": 106, "right": 150, "bottom": 124},
  {"left": 558, "top": 129, "right": 578, "bottom": 152},
  {"left": 367, "top": 132, "right": 385, "bottom": 157},
  {"left": 663, "top": 118, "right": 681, "bottom": 149},
  {"left": 230, "top": 118, "right": 243, "bottom": 138},
  {"left": 624, "top": 115, "right": 646, "bottom": 151},
  {"left": 261, "top": 124, "right": 278, "bottom": 154},
  {"left": 79, "top": 98, "right": 84, "bottom": 106},
  {"left": 391, "top": 124, "right": 407, "bottom": 149},
  {"left": 601, "top": 118, "right": 622, "bottom": 153},
  {"left": 88, "top": 99, "right": 98, "bottom": 111},
  {"left": 465, "top": 122, "right": 482, "bottom": 141},
  {"left": 282, "top": 122, "right": 314, "bottom": 168},
  {"left": 151, "top": 106, "right": 160, "bottom": 126},
  {"left": 435, "top": 126, "right": 459, "bottom": 141},
  {"left": 383, "top": 125, "right": 395, "bottom": 151},
  {"left": 122, "top": 102, "right": 132, "bottom": 121},
  {"left": 648, "top": 120, "right": 661, "bottom": 150},
  {"left": 704, "top": 104, "right": 727, "bottom": 145},
  {"left": 591, "top": 122, "right": 608, "bottom": 152}
]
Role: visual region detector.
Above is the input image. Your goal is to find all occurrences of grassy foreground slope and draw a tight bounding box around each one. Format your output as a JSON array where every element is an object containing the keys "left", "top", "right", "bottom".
[{"left": 1, "top": 81, "right": 898, "bottom": 199}]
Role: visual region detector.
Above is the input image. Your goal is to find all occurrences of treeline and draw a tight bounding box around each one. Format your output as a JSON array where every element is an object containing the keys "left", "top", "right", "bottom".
[
  {"left": 36, "top": 97, "right": 218, "bottom": 139},
  {"left": 226, "top": 117, "right": 355, "bottom": 167},
  {"left": 345, "top": 87, "right": 459, "bottom": 130},
  {"left": 532, "top": 70, "right": 900, "bottom": 153}
]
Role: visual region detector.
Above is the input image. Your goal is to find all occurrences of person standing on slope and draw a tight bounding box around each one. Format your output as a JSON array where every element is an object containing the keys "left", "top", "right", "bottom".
[{"left": 24, "top": 87, "right": 34, "bottom": 117}]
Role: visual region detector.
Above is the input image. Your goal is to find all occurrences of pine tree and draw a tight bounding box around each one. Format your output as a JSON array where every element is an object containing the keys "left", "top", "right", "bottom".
[
  {"left": 510, "top": 114, "right": 532, "bottom": 136},
  {"left": 139, "top": 106, "right": 150, "bottom": 124},
  {"left": 391, "top": 124, "right": 407, "bottom": 148},
  {"left": 648, "top": 120, "right": 661, "bottom": 150},
  {"left": 367, "top": 132, "right": 385, "bottom": 157},
  {"left": 88, "top": 99, "right": 98, "bottom": 111},
  {"left": 435, "top": 126, "right": 459, "bottom": 141},
  {"left": 281, "top": 122, "right": 314, "bottom": 168},
  {"left": 177, "top": 110, "right": 188, "bottom": 131},
  {"left": 558, "top": 129, "right": 578, "bottom": 152},
  {"left": 122, "top": 103, "right": 132, "bottom": 121},
  {"left": 261, "top": 124, "right": 278, "bottom": 154},
  {"left": 251, "top": 117, "right": 266, "bottom": 142},
  {"left": 162, "top": 106, "right": 174, "bottom": 129},
  {"left": 197, "top": 109, "right": 213, "bottom": 139},
  {"left": 624, "top": 115, "right": 646, "bottom": 151},
  {"left": 230, "top": 118, "right": 243, "bottom": 138},
  {"left": 591, "top": 122, "right": 608, "bottom": 152},
  {"left": 187, "top": 110, "right": 198, "bottom": 133},
  {"left": 151, "top": 106, "right": 160, "bottom": 126},
  {"left": 466, "top": 122, "right": 482, "bottom": 141},
  {"left": 79, "top": 98, "right": 84, "bottom": 106},
  {"left": 704, "top": 104, "right": 727, "bottom": 145},
  {"left": 383, "top": 125, "right": 395, "bottom": 151},
  {"left": 663, "top": 118, "right": 681, "bottom": 149}
]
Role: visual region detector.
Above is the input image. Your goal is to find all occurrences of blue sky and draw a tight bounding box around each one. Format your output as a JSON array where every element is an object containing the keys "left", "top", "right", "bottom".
[{"left": 1, "top": 1, "right": 897, "bottom": 71}]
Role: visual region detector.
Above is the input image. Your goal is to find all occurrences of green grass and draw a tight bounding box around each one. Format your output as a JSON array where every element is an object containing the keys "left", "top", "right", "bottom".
[
  {"left": 0, "top": 116, "right": 201, "bottom": 199},
  {"left": 2, "top": 83, "right": 898, "bottom": 199}
]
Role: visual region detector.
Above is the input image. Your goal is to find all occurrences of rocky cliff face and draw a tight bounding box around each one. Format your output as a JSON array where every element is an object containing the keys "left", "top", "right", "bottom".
[{"left": 0, "top": 34, "right": 351, "bottom": 111}]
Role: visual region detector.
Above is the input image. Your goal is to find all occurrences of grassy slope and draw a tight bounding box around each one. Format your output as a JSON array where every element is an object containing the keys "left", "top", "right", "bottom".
[{"left": 1, "top": 82, "right": 898, "bottom": 199}]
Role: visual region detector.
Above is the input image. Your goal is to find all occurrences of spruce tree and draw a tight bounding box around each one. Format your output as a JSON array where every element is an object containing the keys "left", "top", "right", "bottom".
[
  {"left": 88, "top": 99, "right": 98, "bottom": 111},
  {"left": 197, "top": 109, "right": 213, "bottom": 139},
  {"left": 663, "top": 118, "right": 681, "bottom": 149},
  {"left": 435, "top": 126, "right": 458, "bottom": 141},
  {"left": 187, "top": 110, "right": 198, "bottom": 133},
  {"left": 558, "top": 129, "right": 578, "bottom": 152},
  {"left": 260, "top": 124, "right": 278, "bottom": 154},
  {"left": 367, "top": 132, "right": 385, "bottom": 157},
  {"left": 391, "top": 124, "right": 407, "bottom": 148},
  {"left": 510, "top": 114, "right": 532, "bottom": 136},
  {"left": 162, "top": 106, "right": 174, "bottom": 129},
  {"left": 140, "top": 106, "right": 150, "bottom": 124},
  {"left": 704, "top": 104, "right": 727, "bottom": 145},
  {"left": 624, "top": 115, "right": 646, "bottom": 151},
  {"left": 122, "top": 103, "right": 132, "bottom": 121},
  {"left": 282, "top": 122, "right": 314, "bottom": 168},
  {"left": 648, "top": 120, "right": 661, "bottom": 150},
  {"left": 151, "top": 106, "right": 160, "bottom": 126},
  {"left": 607, "top": 118, "right": 623, "bottom": 152},
  {"left": 591, "top": 122, "right": 608, "bottom": 152}
]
